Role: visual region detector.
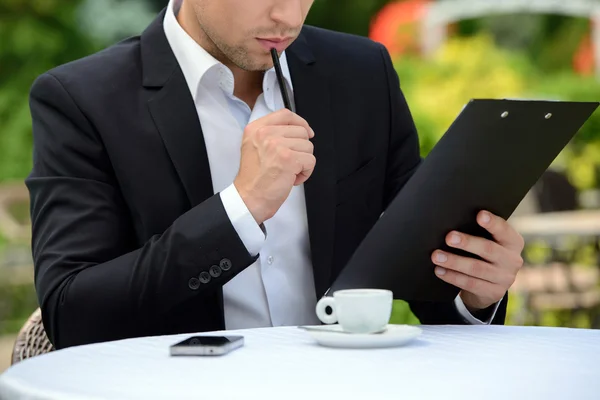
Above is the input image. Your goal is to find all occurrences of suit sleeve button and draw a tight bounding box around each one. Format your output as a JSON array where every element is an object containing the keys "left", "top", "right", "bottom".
[
  {"left": 220, "top": 258, "right": 232, "bottom": 271},
  {"left": 209, "top": 265, "right": 222, "bottom": 278},
  {"left": 199, "top": 271, "right": 211, "bottom": 284},
  {"left": 188, "top": 277, "right": 200, "bottom": 290}
]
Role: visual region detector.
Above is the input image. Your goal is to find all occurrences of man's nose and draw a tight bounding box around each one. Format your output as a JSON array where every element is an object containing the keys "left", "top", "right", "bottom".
[{"left": 270, "top": 0, "right": 304, "bottom": 31}]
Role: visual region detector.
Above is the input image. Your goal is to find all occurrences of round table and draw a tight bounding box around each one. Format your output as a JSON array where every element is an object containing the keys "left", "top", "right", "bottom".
[{"left": 0, "top": 325, "right": 599, "bottom": 399}]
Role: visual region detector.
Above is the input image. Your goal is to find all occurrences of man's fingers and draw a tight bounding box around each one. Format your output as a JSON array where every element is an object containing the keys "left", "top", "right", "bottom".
[
  {"left": 293, "top": 152, "right": 316, "bottom": 185},
  {"left": 281, "top": 138, "right": 314, "bottom": 154},
  {"left": 295, "top": 152, "right": 316, "bottom": 174},
  {"left": 260, "top": 109, "right": 315, "bottom": 138},
  {"left": 277, "top": 125, "right": 311, "bottom": 140},
  {"left": 444, "top": 231, "right": 504, "bottom": 263},
  {"left": 477, "top": 211, "right": 525, "bottom": 252},
  {"left": 434, "top": 266, "right": 505, "bottom": 300},
  {"left": 434, "top": 212, "right": 525, "bottom": 311},
  {"left": 255, "top": 125, "right": 312, "bottom": 143},
  {"left": 431, "top": 250, "right": 514, "bottom": 287}
]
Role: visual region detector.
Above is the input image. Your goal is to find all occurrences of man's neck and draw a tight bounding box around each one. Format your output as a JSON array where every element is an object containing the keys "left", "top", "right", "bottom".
[{"left": 177, "top": 1, "right": 263, "bottom": 108}]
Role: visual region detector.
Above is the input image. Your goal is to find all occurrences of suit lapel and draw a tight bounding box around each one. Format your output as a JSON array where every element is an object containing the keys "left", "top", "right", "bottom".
[
  {"left": 147, "top": 73, "right": 214, "bottom": 207},
  {"left": 141, "top": 10, "right": 214, "bottom": 208},
  {"left": 287, "top": 35, "right": 337, "bottom": 298}
]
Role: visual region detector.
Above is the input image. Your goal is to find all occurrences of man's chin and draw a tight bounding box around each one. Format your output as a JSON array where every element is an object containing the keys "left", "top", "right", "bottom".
[
  {"left": 232, "top": 59, "right": 272, "bottom": 72},
  {"left": 240, "top": 52, "right": 280, "bottom": 72}
]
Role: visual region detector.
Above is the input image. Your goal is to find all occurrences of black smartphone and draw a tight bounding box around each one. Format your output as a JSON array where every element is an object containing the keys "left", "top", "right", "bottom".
[{"left": 169, "top": 335, "right": 244, "bottom": 356}]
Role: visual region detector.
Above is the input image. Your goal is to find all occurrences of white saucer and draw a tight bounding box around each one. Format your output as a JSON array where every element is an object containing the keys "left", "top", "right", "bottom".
[{"left": 301, "top": 324, "right": 423, "bottom": 349}]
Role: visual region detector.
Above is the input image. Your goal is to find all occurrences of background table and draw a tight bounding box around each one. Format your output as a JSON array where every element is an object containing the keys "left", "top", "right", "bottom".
[{"left": 0, "top": 325, "right": 599, "bottom": 400}]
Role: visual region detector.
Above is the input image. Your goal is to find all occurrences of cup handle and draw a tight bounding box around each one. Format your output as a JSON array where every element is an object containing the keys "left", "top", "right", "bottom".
[{"left": 316, "top": 297, "right": 337, "bottom": 324}]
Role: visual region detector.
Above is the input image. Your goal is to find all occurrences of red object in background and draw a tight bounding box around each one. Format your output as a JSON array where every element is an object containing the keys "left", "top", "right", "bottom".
[
  {"left": 369, "top": 0, "right": 431, "bottom": 56},
  {"left": 573, "top": 32, "right": 594, "bottom": 76},
  {"left": 372, "top": 0, "right": 597, "bottom": 76}
]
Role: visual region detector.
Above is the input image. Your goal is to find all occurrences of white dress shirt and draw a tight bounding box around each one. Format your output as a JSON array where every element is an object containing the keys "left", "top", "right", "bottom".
[{"left": 163, "top": 0, "right": 499, "bottom": 328}]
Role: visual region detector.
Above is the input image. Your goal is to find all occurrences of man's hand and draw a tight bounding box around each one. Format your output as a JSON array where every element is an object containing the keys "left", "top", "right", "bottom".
[
  {"left": 235, "top": 109, "right": 316, "bottom": 225},
  {"left": 431, "top": 210, "right": 525, "bottom": 312}
]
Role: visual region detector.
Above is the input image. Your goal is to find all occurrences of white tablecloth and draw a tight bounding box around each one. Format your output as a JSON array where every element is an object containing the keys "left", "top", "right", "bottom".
[{"left": 0, "top": 325, "right": 598, "bottom": 400}]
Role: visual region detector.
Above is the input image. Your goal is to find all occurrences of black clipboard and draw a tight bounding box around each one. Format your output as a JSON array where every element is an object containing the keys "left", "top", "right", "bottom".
[{"left": 328, "top": 99, "right": 599, "bottom": 301}]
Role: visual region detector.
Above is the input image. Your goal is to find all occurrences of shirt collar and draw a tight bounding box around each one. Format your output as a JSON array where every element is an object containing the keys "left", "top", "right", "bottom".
[{"left": 163, "top": 0, "right": 294, "bottom": 110}]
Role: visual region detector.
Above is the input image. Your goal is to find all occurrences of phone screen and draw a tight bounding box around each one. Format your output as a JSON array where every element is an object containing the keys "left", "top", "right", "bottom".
[{"left": 174, "top": 336, "right": 242, "bottom": 347}]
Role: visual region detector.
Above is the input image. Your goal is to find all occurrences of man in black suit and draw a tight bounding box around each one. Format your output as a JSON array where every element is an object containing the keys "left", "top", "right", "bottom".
[{"left": 27, "top": 0, "right": 524, "bottom": 349}]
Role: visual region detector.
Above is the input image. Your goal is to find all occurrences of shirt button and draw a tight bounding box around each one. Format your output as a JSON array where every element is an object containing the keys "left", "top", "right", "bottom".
[{"left": 267, "top": 256, "right": 274, "bottom": 265}]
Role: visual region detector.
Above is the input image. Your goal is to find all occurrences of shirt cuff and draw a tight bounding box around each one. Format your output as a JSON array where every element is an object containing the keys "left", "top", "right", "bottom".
[
  {"left": 454, "top": 294, "right": 501, "bottom": 325},
  {"left": 220, "top": 184, "right": 265, "bottom": 256}
]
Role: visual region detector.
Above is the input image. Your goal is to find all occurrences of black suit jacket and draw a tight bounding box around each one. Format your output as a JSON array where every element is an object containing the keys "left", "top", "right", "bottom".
[{"left": 27, "top": 10, "right": 507, "bottom": 349}]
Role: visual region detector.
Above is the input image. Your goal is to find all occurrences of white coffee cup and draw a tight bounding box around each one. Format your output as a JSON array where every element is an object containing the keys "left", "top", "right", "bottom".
[{"left": 315, "top": 289, "right": 393, "bottom": 334}]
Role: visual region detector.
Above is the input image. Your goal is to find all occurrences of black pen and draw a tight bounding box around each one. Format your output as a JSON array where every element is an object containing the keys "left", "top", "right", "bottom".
[{"left": 270, "top": 48, "right": 292, "bottom": 111}]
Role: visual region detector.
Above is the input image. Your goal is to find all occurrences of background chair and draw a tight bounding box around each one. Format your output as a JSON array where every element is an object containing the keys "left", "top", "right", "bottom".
[{"left": 11, "top": 308, "right": 54, "bottom": 365}]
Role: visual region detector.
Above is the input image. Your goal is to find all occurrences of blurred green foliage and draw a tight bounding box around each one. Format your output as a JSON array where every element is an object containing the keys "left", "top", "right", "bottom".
[
  {"left": 78, "top": 0, "right": 155, "bottom": 44},
  {"left": 0, "top": 0, "right": 153, "bottom": 184},
  {"left": 0, "top": 0, "right": 97, "bottom": 182},
  {"left": 394, "top": 33, "right": 600, "bottom": 191},
  {"left": 305, "top": 0, "right": 390, "bottom": 37},
  {"left": 395, "top": 34, "right": 533, "bottom": 155},
  {"left": 460, "top": 13, "right": 592, "bottom": 73},
  {"left": 0, "top": 282, "right": 37, "bottom": 335}
]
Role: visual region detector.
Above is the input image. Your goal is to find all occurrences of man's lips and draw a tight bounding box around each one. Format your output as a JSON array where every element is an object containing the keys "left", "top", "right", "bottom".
[{"left": 256, "top": 37, "right": 292, "bottom": 52}]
